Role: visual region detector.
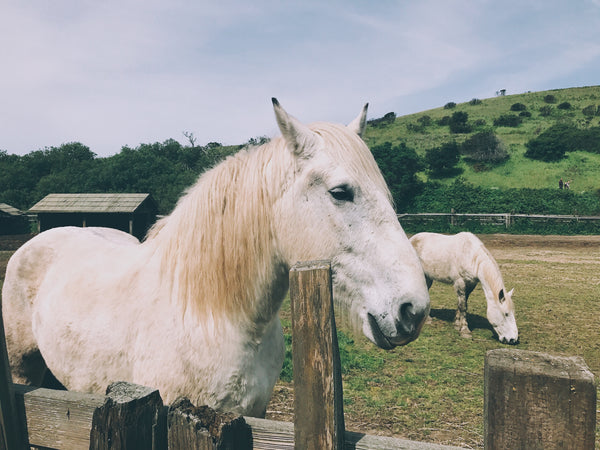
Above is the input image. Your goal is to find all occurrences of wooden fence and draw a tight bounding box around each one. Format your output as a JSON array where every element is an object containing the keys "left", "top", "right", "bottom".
[
  {"left": 1, "top": 262, "right": 597, "bottom": 449},
  {"left": 397, "top": 211, "right": 600, "bottom": 229}
]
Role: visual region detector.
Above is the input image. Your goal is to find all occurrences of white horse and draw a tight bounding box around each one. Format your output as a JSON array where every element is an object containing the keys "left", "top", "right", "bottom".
[
  {"left": 2, "top": 99, "right": 430, "bottom": 417},
  {"left": 409, "top": 232, "right": 518, "bottom": 344}
]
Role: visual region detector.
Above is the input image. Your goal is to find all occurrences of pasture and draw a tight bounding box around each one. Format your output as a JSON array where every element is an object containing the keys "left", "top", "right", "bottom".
[
  {"left": 269, "top": 234, "right": 600, "bottom": 448},
  {"left": 1, "top": 234, "right": 599, "bottom": 448}
]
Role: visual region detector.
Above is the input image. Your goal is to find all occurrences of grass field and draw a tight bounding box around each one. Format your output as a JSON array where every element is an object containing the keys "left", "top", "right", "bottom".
[
  {"left": 268, "top": 234, "right": 600, "bottom": 448},
  {"left": 1, "top": 235, "right": 599, "bottom": 448}
]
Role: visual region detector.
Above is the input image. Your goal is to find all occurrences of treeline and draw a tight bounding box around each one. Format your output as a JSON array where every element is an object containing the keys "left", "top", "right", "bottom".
[
  {"left": 2, "top": 133, "right": 600, "bottom": 235},
  {"left": 0, "top": 140, "right": 240, "bottom": 214}
]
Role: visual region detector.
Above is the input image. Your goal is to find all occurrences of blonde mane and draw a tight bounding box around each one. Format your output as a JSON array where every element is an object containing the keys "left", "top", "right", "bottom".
[{"left": 145, "top": 121, "right": 389, "bottom": 323}]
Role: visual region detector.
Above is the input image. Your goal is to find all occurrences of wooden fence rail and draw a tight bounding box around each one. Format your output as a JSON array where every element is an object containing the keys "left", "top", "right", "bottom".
[
  {"left": 397, "top": 212, "right": 600, "bottom": 229},
  {"left": 0, "top": 262, "right": 597, "bottom": 449}
]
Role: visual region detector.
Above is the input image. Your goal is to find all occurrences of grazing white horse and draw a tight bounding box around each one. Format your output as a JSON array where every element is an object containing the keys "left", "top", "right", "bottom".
[
  {"left": 409, "top": 232, "right": 518, "bottom": 344},
  {"left": 2, "top": 99, "right": 430, "bottom": 417}
]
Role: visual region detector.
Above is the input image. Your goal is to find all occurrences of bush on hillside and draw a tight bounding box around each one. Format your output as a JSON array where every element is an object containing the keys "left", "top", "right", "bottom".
[
  {"left": 544, "top": 94, "right": 557, "bottom": 103},
  {"left": 448, "top": 111, "right": 472, "bottom": 133},
  {"left": 444, "top": 102, "right": 457, "bottom": 109},
  {"left": 519, "top": 111, "right": 532, "bottom": 118},
  {"left": 461, "top": 130, "right": 508, "bottom": 164},
  {"left": 557, "top": 102, "right": 572, "bottom": 110},
  {"left": 424, "top": 141, "right": 462, "bottom": 178},
  {"left": 539, "top": 105, "right": 554, "bottom": 117},
  {"left": 493, "top": 114, "right": 522, "bottom": 127},
  {"left": 469, "top": 98, "right": 482, "bottom": 105},
  {"left": 367, "top": 112, "right": 396, "bottom": 128},
  {"left": 510, "top": 103, "right": 527, "bottom": 111},
  {"left": 582, "top": 105, "right": 597, "bottom": 117}
]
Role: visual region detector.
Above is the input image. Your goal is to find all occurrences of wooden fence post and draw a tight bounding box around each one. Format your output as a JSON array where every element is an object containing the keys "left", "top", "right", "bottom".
[
  {"left": 290, "top": 260, "right": 345, "bottom": 450},
  {"left": 0, "top": 307, "right": 25, "bottom": 450},
  {"left": 167, "top": 397, "right": 251, "bottom": 449},
  {"left": 90, "top": 381, "right": 166, "bottom": 450},
  {"left": 484, "top": 349, "right": 597, "bottom": 450}
]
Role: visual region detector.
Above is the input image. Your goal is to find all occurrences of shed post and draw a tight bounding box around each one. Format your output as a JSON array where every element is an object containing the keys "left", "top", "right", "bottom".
[
  {"left": 290, "top": 260, "right": 345, "bottom": 450},
  {"left": 89, "top": 381, "right": 166, "bottom": 450},
  {"left": 484, "top": 349, "right": 597, "bottom": 449}
]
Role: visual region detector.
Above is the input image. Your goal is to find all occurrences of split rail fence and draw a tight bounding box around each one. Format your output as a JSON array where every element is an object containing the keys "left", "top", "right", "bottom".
[
  {"left": 397, "top": 211, "right": 600, "bottom": 229},
  {"left": 1, "top": 261, "right": 597, "bottom": 449}
]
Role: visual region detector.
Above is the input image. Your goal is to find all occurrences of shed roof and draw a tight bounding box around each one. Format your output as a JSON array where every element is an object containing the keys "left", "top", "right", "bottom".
[
  {"left": 29, "top": 193, "right": 155, "bottom": 213},
  {"left": 0, "top": 203, "right": 23, "bottom": 217}
]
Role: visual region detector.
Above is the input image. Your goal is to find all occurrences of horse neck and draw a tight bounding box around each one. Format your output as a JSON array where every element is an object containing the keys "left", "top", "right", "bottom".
[
  {"left": 146, "top": 142, "right": 290, "bottom": 333},
  {"left": 473, "top": 247, "right": 504, "bottom": 301}
]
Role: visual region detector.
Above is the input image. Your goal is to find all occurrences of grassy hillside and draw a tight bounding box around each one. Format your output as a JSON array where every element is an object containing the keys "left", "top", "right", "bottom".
[{"left": 363, "top": 85, "right": 600, "bottom": 193}]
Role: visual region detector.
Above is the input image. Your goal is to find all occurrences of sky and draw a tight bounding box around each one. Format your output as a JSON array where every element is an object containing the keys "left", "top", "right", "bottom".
[{"left": 2, "top": 0, "right": 600, "bottom": 157}]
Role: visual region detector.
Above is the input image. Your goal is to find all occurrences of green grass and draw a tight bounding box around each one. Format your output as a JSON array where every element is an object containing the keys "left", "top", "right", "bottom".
[
  {"left": 273, "top": 240, "right": 600, "bottom": 448},
  {"left": 363, "top": 85, "right": 600, "bottom": 193}
]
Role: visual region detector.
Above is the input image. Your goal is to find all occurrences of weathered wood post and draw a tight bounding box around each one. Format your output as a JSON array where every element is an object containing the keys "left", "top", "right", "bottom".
[
  {"left": 167, "top": 397, "right": 252, "bottom": 449},
  {"left": 0, "top": 307, "right": 25, "bottom": 450},
  {"left": 290, "top": 260, "right": 345, "bottom": 450},
  {"left": 90, "top": 381, "right": 166, "bottom": 450},
  {"left": 484, "top": 349, "right": 597, "bottom": 450}
]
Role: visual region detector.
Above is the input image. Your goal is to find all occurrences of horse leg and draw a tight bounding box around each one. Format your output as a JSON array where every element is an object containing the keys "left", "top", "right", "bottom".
[
  {"left": 424, "top": 277, "right": 433, "bottom": 324},
  {"left": 453, "top": 279, "right": 471, "bottom": 338}
]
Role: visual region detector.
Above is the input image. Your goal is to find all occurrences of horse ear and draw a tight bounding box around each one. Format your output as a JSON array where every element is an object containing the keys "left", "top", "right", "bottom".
[
  {"left": 347, "top": 103, "right": 369, "bottom": 137},
  {"left": 507, "top": 288, "right": 514, "bottom": 297},
  {"left": 272, "top": 98, "right": 319, "bottom": 157}
]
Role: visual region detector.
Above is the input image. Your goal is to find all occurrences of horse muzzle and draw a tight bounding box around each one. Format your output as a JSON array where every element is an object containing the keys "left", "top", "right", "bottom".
[{"left": 366, "top": 301, "right": 429, "bottom": 349}]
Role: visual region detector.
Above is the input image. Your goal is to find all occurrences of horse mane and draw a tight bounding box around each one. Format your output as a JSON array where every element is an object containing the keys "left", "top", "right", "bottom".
[
  {"left": 474, "top": 242, "right": 505, "bottom": 298},
  {"left": 145, "top": 121, "right": 388, "bottom": 323}
]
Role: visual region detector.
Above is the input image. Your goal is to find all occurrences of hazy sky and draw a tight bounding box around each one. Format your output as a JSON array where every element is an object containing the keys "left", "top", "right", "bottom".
[{"left": 2, "top": 0, "right": 600, "bottom": 157}]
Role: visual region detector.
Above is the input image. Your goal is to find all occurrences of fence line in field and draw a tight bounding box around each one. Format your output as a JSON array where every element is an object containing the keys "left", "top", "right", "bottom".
[{"left": 397, "top": 211, "right": 600, "bottom": 229}]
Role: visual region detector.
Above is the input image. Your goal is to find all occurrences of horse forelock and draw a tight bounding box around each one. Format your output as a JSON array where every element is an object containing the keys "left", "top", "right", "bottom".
[{"left": 310, "top": 122, "right": 393, "bottom": 204}]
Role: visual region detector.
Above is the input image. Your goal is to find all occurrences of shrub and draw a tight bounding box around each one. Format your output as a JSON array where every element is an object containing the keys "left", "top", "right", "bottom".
[
  {"left": 544, "top": 94, "right": 557, "bottom": 104},
  {"left": 519, "top": 111, "right": 532, "bottom": 118},
  {"left": 582, "top": 105, "right": 597, "bottom": 117},
  {"left": 444, "top": 102, "right": 457, "bottom": 109},
  {"left": 425, "top": 141, "right": 462, "bottom": 178},
  {"left": 524, "top": 123, "right": 574, "bottom": 161},
  {"left": 510, "top": 103, "right": 527, "bottom": 111},
  {"left": 436, "top": 116, "right": 450, "bottom": 126},
  {"left": 473, "top": 118, "right": 487, "bottom": 127},
  {"left": 367, "top": 112, "right": 396, "bottom": 127},
  {"left": 417, "top": 115, "right": 432, "bottom": 126},
  {"left": 469, "top": 98, "right": 482, "bottom": 105},
  {"left": 557, "top": 102, "right": 572, "bottom": 110},
  {"left": 539, "top": 105, "right": 554, "bottom": 117},
  {"left": 493, "top": 114, "right": 522, "bottom": 127},
  {"left": 461, "top": 130, "right": 508, "bottom": 164},
  {"left": 448, "top": 111, "right": 471, "bottom": 133}
]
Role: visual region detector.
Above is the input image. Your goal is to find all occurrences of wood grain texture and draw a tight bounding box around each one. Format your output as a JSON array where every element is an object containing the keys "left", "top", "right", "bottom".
[
  {"left": 290, "top": 260, "right": 345, "bottom": 450},
  {"left": 484, "top": 349, "right": 597, "bottom": 450}
]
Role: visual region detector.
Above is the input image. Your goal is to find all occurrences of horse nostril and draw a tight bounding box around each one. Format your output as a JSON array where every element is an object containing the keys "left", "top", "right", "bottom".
[{"left": 397, "top": 302, "right": 416, "bottom": 334}]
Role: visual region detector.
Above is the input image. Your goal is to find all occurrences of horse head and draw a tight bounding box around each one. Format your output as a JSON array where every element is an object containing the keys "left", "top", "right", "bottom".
[
  {"left": 487, "top": 288, "right": 518, "bottom": 344},
  {"left": 271, "top": 98, "right": 430, "bottom": 349}
]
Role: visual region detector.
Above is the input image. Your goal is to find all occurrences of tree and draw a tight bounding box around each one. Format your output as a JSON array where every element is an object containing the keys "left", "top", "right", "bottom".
[
  {"left": 425, "top": 142, "right": 462, "bottom": 178},
  {"left": 461, "top": 130, "right": 508, "bottom": 164},
  {"left": 448, "top": 111, "right": 471, "bottom": 133},
  {"left": 370, "top": 142, "right": 424, "bottom": 211},
  {"left": 524, "top": 124, "right": 573, "bottom": 161}
]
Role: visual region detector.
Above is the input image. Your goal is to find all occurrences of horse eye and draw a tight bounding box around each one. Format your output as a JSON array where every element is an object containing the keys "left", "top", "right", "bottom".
[{"left": 329, "top": 185, "right": 354, "bottom": 202}]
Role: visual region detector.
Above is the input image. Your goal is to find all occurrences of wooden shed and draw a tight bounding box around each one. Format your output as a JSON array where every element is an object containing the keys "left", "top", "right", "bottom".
[
  {"left": 29, "top": 193, "right": 158, "bottom": 240},
  {"left": 0, "top": 203, "right": 29, "bottom": 235}
]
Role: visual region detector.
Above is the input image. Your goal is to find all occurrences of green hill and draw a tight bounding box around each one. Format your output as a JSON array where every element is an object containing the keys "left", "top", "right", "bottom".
[{"left": 363, "top": 85, "right": 600, "bottom": 193}]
